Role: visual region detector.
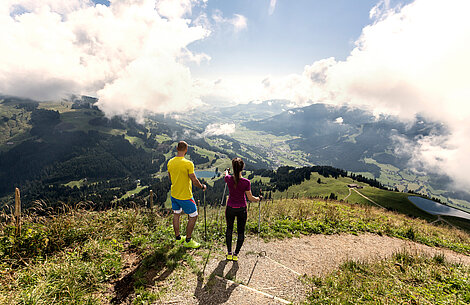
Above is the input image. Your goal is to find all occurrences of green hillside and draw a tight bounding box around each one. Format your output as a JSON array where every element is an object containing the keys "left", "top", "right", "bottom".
[
  {"left": 0, "top": 198, "right": 469, "bottom": 304},
  {"left": 274, "top": 172, "right": 470, "bottom": 231}
]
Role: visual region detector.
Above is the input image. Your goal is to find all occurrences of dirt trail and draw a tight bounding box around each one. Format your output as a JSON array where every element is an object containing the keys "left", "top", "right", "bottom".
[{"left": 144, "top": 233, "right": 469, "bottom": 305}]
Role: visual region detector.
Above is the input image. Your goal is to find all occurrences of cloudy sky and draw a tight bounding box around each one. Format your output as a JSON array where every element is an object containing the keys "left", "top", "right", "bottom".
[{"left": 2, "top": 0, "right": 470, "bottom": 189}]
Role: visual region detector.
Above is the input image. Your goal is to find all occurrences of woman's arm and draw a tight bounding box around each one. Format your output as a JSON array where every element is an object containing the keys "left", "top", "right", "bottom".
[{"left": 245, "top": 190, "right": 262, "bottom": 202}]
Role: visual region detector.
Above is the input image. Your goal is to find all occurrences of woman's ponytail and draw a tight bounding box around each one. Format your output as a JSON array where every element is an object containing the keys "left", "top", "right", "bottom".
[{"left": 232, "top": 157, "right": 244, "bottom": 188}]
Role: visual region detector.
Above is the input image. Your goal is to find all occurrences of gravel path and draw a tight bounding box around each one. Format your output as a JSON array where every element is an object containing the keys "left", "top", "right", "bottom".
[{"left": 149, "top": 233, "right": 469, "bottom": 305}]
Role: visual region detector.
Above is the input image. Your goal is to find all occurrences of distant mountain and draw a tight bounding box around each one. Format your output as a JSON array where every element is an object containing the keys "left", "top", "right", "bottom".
[
  {"left": 245, "top": 103, "right": 440, "bottom": 171},
  {"left": 174, "top": 100, "right": 292, "bottom": 129},
  {"left": 243, "top": 103, "right": 470, "bottom": 207}
]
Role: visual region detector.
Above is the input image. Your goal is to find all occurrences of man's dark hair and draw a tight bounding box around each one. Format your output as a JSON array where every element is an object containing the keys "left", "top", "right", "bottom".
[{"left": 177, "top": 141, "right": 188, "bottom": 151}]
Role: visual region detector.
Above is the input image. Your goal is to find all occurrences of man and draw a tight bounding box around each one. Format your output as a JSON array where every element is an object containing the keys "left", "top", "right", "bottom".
[{"left": 167, "top": 141, "right": 206, "bottom": 249}]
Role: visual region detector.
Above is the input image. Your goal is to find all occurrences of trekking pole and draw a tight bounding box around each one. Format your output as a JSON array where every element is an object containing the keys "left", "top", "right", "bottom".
[
  {"left": 204, "top": 190, "right": 207, "bottom": 242},
  {"left": 216, "top": 182, "right": 227, "bottom": 228},
  {"left": 257, "top": 193, "right": 266, "bottom": 257}
]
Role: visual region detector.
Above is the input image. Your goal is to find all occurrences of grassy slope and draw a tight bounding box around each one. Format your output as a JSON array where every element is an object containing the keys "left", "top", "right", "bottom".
[
  {"left": 307, "top": 253, "right": 470, "bottom": 304},
  {"left": 0, "top": 103, "right": 33, "bottom": 152},
  {"left": 277, "top": 173, "right": 470, "bottom": 231},
  {"left": 1, "top": 198, "right": 469, "bottom": 304}
]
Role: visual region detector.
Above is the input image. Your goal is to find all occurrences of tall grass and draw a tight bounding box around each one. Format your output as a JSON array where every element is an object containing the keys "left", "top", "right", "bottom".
[
  {"left": 305, "top": 251, "right": 470, "bottom": 304},
  {"left": 244, "top": 198, "right": 470, "bottom": 254},
  {"left": 0, "top": 207, "right": 191, "bottom": 304}
]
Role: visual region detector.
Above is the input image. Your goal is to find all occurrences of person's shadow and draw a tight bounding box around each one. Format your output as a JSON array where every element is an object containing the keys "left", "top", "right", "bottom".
[{"left": 194, "top": 259, "right": 240, "bottom": 305}]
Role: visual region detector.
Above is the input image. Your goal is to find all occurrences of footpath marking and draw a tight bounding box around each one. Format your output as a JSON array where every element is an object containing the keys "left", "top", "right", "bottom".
[
  {"left": 352, "top": 188, "right": 386, "bottom": 209},
  {"left": 215, "top": 275, "right": 292, "bottom": 304},
  {"left": 264, "top": 255, "right": 302, "bottom": 276}
]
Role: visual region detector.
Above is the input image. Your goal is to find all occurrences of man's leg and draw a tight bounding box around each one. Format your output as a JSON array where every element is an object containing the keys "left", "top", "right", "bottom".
[
  {"left": 173, "top": 213, "right": 181, "bottom": 237},
  {"left": 186, "top": 215, "right": 198, "bottom": 239},
  {"left": 180, "top": 198, "right": 201, "bottom": 248},
  {"left": 171, "top": 197, "right": 184, "bottom": 240}
]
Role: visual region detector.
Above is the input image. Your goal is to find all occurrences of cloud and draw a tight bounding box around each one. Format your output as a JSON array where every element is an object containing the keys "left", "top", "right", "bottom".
[
  {"left": 202, "top": 123, "right": 236, "bottom": 137},
  {"left": 211, "top": 9, "right": 247, "bottom": 32},
  {"left": 259, "top": 0, "right": 470, "bottom": 189},
  {"left": 268, "top": 0, "right": 277, "bottom": 15},
  {"left": 231, "top": 14, "right": 247, "bottom": 32},
  {"left": 155, "top": 0, "right": 193, "bottom": 19},
  {"left": 0, "top": 0, "right": 210, "bottom": 118},
  {"left": 155, "top": 0, "right": 207, "bottom": 20}
]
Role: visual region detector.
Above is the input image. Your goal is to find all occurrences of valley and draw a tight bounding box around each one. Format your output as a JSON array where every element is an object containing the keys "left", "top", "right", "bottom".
[{"left": 1, "top": 96, "right": 470, "bottom": 221}]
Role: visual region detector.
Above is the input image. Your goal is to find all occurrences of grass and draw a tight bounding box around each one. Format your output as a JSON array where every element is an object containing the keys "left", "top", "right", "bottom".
[
  {"left": 0, "top": 207, "right": 198, "bottom": 304},
  {"left": 63, "top": 178, "right": 88, "bottom": 188},
  {"left": 276, "top": 173, "right": 470, "bottom": 230},
  {"left": 0, "top": 103, "right": 33, "bottom": 151},
  {"left": 363, "top": 157, "right": 460, "bottom": 206},
  {"left": 116, "top": 183, "right": 148, "bottom": 201},
  {"left": 0, "top": 198, "right": 468, "bottom": 303},
  {"left": 305, "top": 251, "right": 470, "bottom": 304},
  {"left": 272, "top": 172, "right": 361, "bottom": 200},
  {"left": 246, "top": 198, "right": 470, "bottom": 255}
]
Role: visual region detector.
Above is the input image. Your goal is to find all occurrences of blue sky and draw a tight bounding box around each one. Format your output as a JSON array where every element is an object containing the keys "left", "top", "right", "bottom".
[
  {"left": 189, "top": 0, "right": 382, "bottom": 77},
  {"left": 89, "top": 0, "right": 408, "bottom": 78}
]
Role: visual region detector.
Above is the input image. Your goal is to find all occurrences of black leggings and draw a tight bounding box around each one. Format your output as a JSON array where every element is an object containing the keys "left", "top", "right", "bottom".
[{"left": 225, "top": 206, "right": 247, "bottom": 255}]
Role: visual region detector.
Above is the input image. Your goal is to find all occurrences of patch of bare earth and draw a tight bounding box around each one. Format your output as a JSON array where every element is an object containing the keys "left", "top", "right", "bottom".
[{"left": 119, "top": 234, "right": 470, "bottom": 304}]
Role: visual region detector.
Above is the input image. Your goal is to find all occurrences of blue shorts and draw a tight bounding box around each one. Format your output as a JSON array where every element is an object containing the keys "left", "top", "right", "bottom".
[{"left": 171, "top": 197, "right": 198, "bottom": 217}]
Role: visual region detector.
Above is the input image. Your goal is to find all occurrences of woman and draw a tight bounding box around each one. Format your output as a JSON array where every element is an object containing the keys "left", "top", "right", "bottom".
[{"left": 224, "top": 157, "right": 261, "bottom": 261}]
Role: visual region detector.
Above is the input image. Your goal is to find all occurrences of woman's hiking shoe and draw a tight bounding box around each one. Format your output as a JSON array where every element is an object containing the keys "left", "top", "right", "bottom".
[
  {"left": 232, "top": 255, "right": 238, "bottom": 262},
  {"left": 183, "top": 239, "right": 201, "bottom": 249},
  {"left": 226, "top": 254, "right": 233, "bottom": 261}
]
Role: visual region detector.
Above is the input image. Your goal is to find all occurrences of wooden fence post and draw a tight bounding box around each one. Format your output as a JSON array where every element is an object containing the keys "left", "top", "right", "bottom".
[
  {"left": 149, "top": 190, "right": 154, "bottom": 209},
  {"left": 15, "top": 188, "right": 21, "bottom": 235}
]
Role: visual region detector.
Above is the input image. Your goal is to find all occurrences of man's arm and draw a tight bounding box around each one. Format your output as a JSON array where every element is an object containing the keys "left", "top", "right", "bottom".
[
  {"left": 189, "top": 173, "right": 207, "bottom": 190},
  {"left": 168, "top": 172, "right": 171, "bottom": 183}
]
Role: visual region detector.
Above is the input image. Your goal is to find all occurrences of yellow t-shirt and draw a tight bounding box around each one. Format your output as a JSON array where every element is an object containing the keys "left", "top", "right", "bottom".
[{"left": 167, "top": 156, "right": 195, "bottom": 200}]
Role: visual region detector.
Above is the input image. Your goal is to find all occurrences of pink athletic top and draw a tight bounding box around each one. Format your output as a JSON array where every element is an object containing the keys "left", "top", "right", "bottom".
[{"left": 224, "top": 174, "right": 251, "bottom": 208}]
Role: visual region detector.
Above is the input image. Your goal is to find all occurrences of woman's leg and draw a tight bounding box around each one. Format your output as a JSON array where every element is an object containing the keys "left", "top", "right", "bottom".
[
  {"left": 234, "top": 207, "right": 247, "bottom": 255},
  {"left": 225, "top": 206, "right": 236, "bottom": 253}
]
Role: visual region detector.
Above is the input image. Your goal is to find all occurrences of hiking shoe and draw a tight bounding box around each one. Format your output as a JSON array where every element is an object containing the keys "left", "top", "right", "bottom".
[
  {"left": 226, "top": 254, "right": 233, "bottom": 261},
  {"left": 176, "top": 236, "right": 186, "bottom": 245},
  {"left": 232, "top": 255, "right": 238, "bottom": 262},
  {"left": 183, "top": 239, "right": 201, "bottom": 249}
]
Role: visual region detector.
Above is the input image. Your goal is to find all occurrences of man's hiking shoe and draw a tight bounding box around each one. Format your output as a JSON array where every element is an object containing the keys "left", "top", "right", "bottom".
[
  {"left": 226, "top": 254, "right": 233, "bottom": 261},
  {"left": 176, "top": 236, "right": 186, "bottom": 245},
  {"left": 183, "top": 239, "right": 201, "bottom": 249},
  {"left": 232, "top": 255, "right": 238, "bottom": 262}
]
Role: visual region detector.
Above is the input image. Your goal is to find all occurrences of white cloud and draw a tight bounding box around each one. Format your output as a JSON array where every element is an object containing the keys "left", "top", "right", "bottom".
[
  {"left": 335, "top": 117, "right": 343, "bottom": 124},
  {"left": 0, "top": 0, "right": 212, "bottom": 118},
  {"left": 155, "top": 0, "right": 192, "bottom": 19},
  {"left": 211, "top": 9, "right": 247, "bottom": 32},
  {"left": 258, "top": 0, "right": 470, "bottom": 189},
  {"left": 268, "top": 0, "right": 277, "bottom": 15},
  {"left": 194, "top": 75, "right": 267, "bottom": 106},
  {"left": 155, "top": 0, "right": 207, "bottom": 20},
  {"left": 202, "top": 123, "right": 236, "bottom": 137},
  {"left": 231, "top": 14, "right": 247, "bottom": 32}
]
